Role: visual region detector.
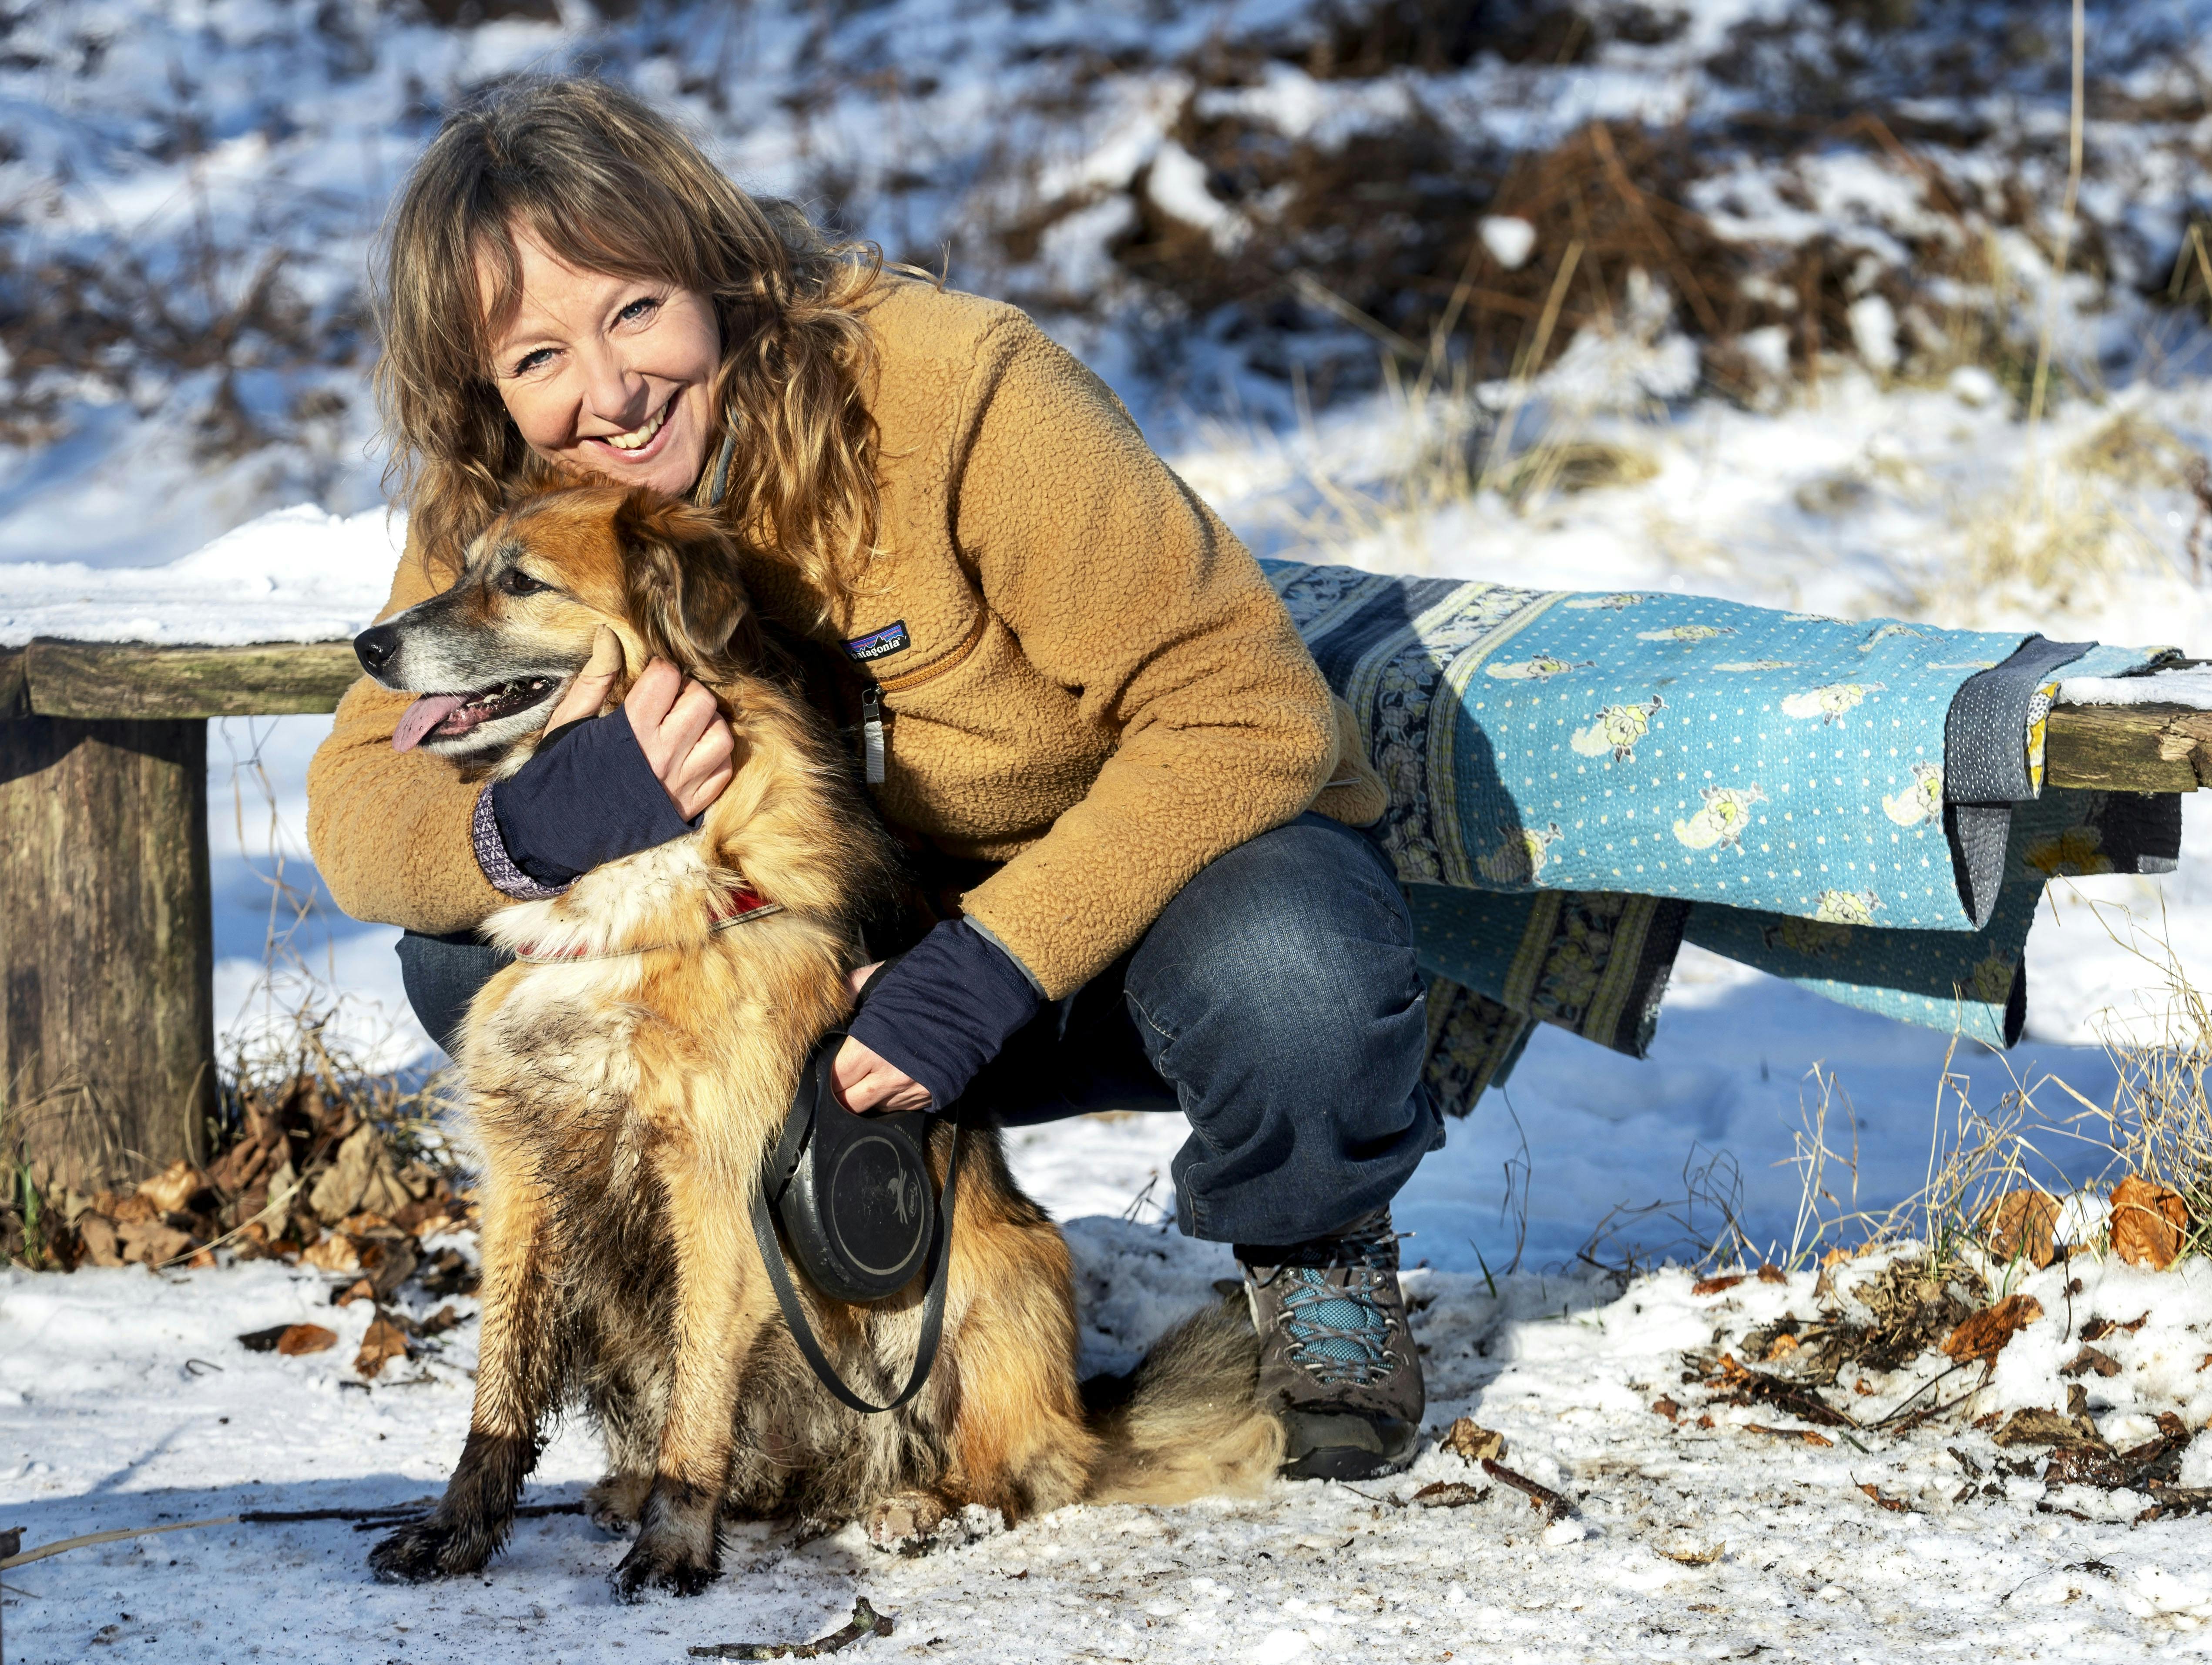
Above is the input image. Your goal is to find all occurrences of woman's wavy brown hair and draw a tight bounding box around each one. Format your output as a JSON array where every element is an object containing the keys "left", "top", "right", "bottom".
[{"left": 375, "top": 76, "right": 883, "bottom": 615}]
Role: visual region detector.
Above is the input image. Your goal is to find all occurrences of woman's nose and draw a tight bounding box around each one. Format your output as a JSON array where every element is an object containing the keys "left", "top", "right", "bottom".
[{"left": 576, "top": 341, "right": 648, "bottom": 429}]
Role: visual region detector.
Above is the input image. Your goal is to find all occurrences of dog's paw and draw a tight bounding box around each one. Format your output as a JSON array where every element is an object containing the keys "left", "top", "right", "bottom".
[
  {"left": 863, "top": 1491, "right": 950, "bottom": 1557},
  {"left": 367, "top": 1516, "right": 492, "bottom": 1583},
  {"left": 608, "top": 1528, "right": 721, "bottom": 1602},
  {"left": 587, "top": 1473, "right": 652, "bottom": 1537}
]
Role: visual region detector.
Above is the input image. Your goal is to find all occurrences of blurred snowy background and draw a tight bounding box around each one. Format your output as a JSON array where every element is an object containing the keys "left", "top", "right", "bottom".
[{"left": 11, "top": 0, "right": 2212, "bottom": 1266}]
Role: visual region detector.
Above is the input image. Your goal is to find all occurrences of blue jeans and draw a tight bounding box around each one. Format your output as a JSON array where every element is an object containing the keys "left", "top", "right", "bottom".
[{"left": 396, "top": 813, "right": 1440, "bottom": 1246}]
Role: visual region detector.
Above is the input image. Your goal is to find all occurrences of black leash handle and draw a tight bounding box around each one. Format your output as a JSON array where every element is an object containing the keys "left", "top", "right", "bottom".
[{"left": 748, "top": 984, "right": 961, "bottom": 1416}]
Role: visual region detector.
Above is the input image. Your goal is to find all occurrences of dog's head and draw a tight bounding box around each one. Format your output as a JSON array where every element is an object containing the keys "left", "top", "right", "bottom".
[{"left": 353, "top": 486, "right": 769, "bottom": 772}]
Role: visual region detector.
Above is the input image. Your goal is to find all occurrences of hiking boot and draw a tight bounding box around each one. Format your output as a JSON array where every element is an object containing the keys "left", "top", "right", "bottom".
[{"left": 1238, "top": 1207, "right": 1423, "bottom": 1481}]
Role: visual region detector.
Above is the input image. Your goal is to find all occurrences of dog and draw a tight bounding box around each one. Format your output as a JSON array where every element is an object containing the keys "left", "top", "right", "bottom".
[{"left": 352, "top": 485, "right": 1283, "bottom": 1599}]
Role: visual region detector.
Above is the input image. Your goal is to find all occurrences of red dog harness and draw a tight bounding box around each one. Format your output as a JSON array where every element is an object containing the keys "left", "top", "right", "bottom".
[{"left": 511, "top": 884, "right": 782, "bottom": 963}]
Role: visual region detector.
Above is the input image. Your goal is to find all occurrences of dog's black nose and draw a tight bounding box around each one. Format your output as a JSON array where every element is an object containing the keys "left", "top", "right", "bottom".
[{"left": 354, "top": 623, "right": 400, "bottom": 677}]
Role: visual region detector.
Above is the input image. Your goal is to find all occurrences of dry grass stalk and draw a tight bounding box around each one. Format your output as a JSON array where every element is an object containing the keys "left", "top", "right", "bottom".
[{"left": 1771, "top": 902, "right": 2212, "bottom": 1286}]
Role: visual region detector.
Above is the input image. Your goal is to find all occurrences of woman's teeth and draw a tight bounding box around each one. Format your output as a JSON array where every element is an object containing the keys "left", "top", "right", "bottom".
[{"left": 605, "top": 402, "right": 669, "bottom": 452}]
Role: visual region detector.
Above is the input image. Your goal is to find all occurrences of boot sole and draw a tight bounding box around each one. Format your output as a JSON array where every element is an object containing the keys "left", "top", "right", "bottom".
[{"left": 1278, "top": 1411, "right": 1420, "bottom": 1483}]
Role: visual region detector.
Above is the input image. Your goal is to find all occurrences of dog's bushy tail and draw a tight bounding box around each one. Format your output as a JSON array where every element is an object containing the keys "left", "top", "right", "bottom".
[{"left": 1081, "top": 1298, "right": 1283, "bottom": 1505}]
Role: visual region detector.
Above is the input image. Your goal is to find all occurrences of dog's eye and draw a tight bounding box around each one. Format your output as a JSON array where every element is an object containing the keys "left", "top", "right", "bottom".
[{"left": 497, "top": 568, "right": 550, "bottom": 598}]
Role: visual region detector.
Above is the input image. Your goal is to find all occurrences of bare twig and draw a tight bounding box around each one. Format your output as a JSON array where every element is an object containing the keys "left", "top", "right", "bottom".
[
  {"left": 0, "top": 1499, "right": 585, "bottom": 1570},
  {"left": 347, "top": 1501, "right": 584, "bottom": 1532},
  {"left": 1745, "top": 1424, "right": 1836, "bottom": 1448},
  {"left": 1480, "top": 1458, "right": 1571, "bottom": 1520},
  {"left": 0, "top": 1517, "right": 239, "bottom": 1571}
]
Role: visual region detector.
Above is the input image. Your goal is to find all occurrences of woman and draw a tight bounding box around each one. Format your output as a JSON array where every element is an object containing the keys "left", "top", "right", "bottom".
[{"left": 306, "top": 77, "right": 1441, "bottom": 1483}]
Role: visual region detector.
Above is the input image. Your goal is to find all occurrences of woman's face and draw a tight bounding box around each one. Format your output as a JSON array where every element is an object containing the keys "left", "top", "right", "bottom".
[{"left": 481, "top": 232, "right": 721, "bottom": 497}]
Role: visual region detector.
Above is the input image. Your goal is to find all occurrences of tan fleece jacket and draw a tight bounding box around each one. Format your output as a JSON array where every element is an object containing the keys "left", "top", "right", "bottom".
[{"left": 307, "top": 279, "right": 1383, "bottom": 998}]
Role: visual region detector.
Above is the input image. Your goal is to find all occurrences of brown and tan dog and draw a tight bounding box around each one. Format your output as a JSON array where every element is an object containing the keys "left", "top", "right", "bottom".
[{"left": 355, "top": 486, "right": 1281, "bottom": 1600}]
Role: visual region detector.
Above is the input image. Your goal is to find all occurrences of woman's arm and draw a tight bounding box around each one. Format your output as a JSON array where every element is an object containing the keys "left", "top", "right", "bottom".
[
  {"left": 306, "top": 538, "right": 738, "bottom": 933},
  {"left": 950, "top": 315, "right": 1338, "bottom": 999},
  {"left": 306, "top": 540, "right": 513, "bottom": 934},
  {"left": 838, "top": 314, "right": 1337, "bottom": 1109}
]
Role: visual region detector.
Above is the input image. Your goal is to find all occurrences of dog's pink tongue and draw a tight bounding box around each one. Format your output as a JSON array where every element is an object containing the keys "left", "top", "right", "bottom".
[{"left": 393, "top": 693, "right": 467, "bottom": 753}]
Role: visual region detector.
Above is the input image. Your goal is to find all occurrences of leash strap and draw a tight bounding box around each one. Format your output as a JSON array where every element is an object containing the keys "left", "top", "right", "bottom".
[{"left": 748, "top": 1027, "right": 962, "bottom": 1416}]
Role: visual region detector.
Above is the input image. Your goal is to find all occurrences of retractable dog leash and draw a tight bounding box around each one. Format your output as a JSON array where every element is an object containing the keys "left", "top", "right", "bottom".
[{"left": 748, "top": 966, "right": 964, "bottom": 1415}]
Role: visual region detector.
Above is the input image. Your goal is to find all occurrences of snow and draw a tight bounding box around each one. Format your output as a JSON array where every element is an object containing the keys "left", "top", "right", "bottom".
[
  {"left": 2061, "top": 669, "right": 2212, "bottom": 708},
  {"left": 8, "top": 1230, "right": 2212, "bottom": 1662},
  {"left": 1477, "top": 216, "right": 1537, "bottom": 273},
  {"left": 1145, "top": 142, "right": 1251, "bottom": 255},
  {"left": 1, "top": 504, "right": 403, "bottom": 646}
]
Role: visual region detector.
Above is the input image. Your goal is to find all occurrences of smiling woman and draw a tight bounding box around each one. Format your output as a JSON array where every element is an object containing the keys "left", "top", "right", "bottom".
[{"left": 305, "top": 75, "right": 1443, "bottom": 1519}]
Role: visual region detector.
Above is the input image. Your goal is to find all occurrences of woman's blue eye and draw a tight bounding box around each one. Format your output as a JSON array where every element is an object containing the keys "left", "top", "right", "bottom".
[
  {"left": 619, "top": 296, "right": 659, "bottom": 323},
  {"left": 513, "top": 347, "right": 554, "bottom": 375}
]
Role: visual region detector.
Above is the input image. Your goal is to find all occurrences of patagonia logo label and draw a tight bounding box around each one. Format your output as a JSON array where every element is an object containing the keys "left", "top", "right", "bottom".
[{"left": 845, "top": 620, "right": 910, "bottom": 663}]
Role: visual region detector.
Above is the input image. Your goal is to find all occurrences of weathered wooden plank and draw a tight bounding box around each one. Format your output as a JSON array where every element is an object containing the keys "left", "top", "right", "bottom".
[
  {"left": 22, "top": 639, "right": 361, "bottom": 719},
  {"left": 1, "top": 715, "right": 214, "bottom": 1192},
  {"left": 0, "top": 647, "right": 26, "bottom": 720},
  {"left": 2045, "top": 704, "right": 2212, "bottom": 794}
]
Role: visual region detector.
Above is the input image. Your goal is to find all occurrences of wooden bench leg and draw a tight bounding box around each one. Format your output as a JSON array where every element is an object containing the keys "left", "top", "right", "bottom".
[{"left": 0, "top": 716, "right": 214, "bottom": 1194}]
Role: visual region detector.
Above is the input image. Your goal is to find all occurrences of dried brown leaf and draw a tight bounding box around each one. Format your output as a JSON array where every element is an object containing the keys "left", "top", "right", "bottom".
[
  {"left": 2111, "top": 1177, "right": 2191, "bottom": 1271},
  {"left": 1941, "top": 1294, "right": 2044, "bottom": 1364},
  {"left": 1979, "top": 1190, "right": 2059, "bottom": 1269},
  {"left": 1692, "top": 1275, "right": 1745, "bottom": 1296},
  {"left": 1442, "top": 1417, "right": 1507, "bottom": 1464},
  {"left": 76, "top": 1215, "right": 124, "bottom": 1268},
  {"left": 2043, "top": 1413, "right": 2192, "bottom": 1491},
  {"left": 354, "top": 1315, "right": 409, "bottom": 1380},
  {"left": 106, "top": 1192, "right": 159, "bottom": 1225},
  {"left": 1992, "top": 1408, "right": 2104, "bottom": 1449},
  {"left": 134, "top": 1159, "right": 203, "bottom": 1216},
  {"left": 1411, "top": 1481, "right": 1488, "bottom": 1509},
  {"left": 2061, "top": 1346, "right": 2121, "bottom": 1380},
  {"left": 300, "top": 1234, "right": 361, "bottom": 1274},
  {"left": 275, "top": 1323, "right": 336, "bottom": 1357},
  {"left": 1745, "top": 1423, "right": 1834, "bottom": 1447}
]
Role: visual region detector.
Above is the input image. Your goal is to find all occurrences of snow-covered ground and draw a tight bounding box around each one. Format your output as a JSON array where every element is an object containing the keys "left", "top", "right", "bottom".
[{"left": 7, "top": 1223, "right": 2212, "bottom": 1662}]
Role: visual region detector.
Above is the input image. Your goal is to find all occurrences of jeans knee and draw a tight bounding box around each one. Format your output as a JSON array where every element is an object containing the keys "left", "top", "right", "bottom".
[
  {"left": 1139, "top": 819, "right": 1416, "bottom": 1011},
  {"left": 1128, "top": 817, "right": 1425, "bottom": 1095}
]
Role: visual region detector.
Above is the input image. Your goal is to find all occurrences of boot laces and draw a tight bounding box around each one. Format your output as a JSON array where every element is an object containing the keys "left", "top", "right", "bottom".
[{"left": 1256, "top": 1213, "right": 1407, "bottom": 1390}]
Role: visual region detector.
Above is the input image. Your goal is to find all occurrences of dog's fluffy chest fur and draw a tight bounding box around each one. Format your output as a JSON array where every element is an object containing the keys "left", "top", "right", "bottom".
[{"left": 463, "top": 836, "right": 839, "bottom": 1263}]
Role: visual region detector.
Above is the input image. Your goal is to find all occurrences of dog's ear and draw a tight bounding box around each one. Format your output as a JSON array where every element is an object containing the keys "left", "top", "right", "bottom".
[{"left": 613, "top": 490, "right": 769, "bottom": 686}]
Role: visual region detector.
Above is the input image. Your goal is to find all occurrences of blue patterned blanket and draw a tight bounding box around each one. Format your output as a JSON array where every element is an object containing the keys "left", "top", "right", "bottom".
[{"left": 1265, "top": 560, "right": 2179, "bottom": 1114}]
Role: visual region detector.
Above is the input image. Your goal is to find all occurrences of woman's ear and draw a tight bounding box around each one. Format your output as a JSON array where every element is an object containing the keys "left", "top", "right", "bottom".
[{"left": 612, "top": 489, "right": 768, "bottom": 685}]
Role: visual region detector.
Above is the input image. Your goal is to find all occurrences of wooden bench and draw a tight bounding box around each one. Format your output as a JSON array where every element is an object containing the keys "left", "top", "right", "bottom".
[
  {"left": 0, "top": 641, "right": 360, "bottom": 1192},
  {"left": 3, "top": 637, "right": 2205, "bottom": 1191}
]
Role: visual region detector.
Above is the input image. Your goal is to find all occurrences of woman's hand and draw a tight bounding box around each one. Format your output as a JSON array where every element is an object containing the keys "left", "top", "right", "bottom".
[
  {"left": 832, "top": 961, "right": 933, "bottom": 1114},
  {"left": 547, "top": 630, "right": 734, "bottom": 818}
]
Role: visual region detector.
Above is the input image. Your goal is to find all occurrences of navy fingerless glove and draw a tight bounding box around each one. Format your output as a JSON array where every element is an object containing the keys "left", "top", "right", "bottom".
[
  {"left": 489, "top": 712, "right": 696, "bottom": 888},
  {"left": 846, "top": 919, "right": 1043, "bottom": 1111}
]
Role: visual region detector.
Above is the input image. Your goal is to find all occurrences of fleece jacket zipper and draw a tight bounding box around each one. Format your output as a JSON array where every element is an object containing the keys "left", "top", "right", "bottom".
[{"left": 856, "top": 613, "right": 988, "bottom": 785}]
